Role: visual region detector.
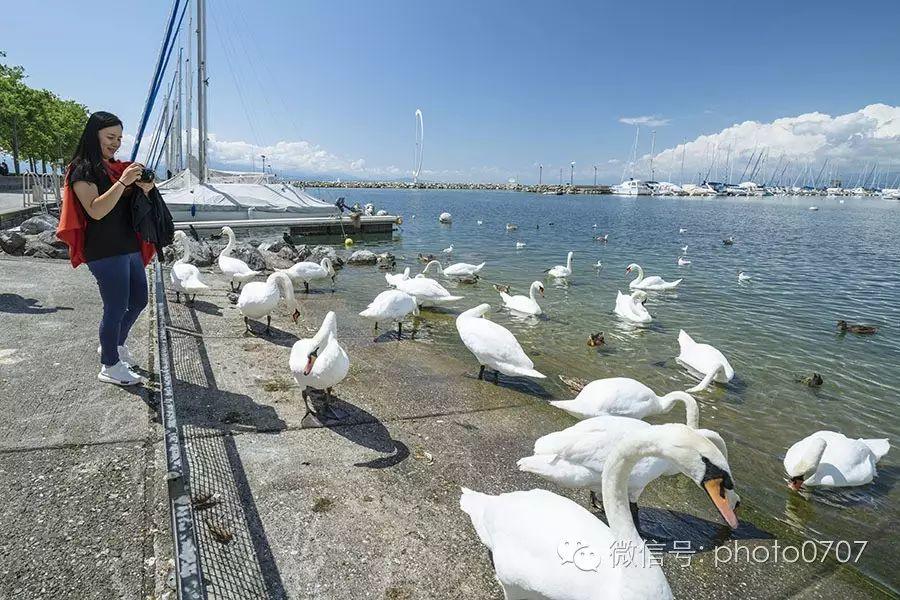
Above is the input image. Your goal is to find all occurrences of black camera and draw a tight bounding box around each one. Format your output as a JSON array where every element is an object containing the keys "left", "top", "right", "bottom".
[{"left": 139, "top": 168, "right": 155, "bottom": 183}]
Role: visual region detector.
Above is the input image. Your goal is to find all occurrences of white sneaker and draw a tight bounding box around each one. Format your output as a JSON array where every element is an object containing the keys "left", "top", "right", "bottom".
[
  {"left": 98, "top": 361, "right": 142, "bottom": 386},
  {"left": 97, "top": 344, "right": 137, "bottom": 367}
]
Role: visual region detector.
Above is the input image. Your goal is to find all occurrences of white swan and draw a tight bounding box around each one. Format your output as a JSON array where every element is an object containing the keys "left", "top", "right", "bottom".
[
  {"left": 359, "top": 289, "right": 419, "bottom": 339},
  {"left": 394, "top": 275, "right": 463, "bottom": 307},
  {"left": 676, "top": 330, "right": 734, "bottom": 392},
  {"left": 546, "top": 251, "right": 573, "bottom": 278},
  {"left": 498, "top": 281, "right": 543, "bottom": 316},
  {"left": 516, "top": 241, "right": 527, "bottom": 249},
  {"left": 613, "top": 290, "right": 651, "bottom": 324},
  {"left": 462, "top": 424, "right": 739, "bottom": 600},
  {"left": 626, "top": 263, "right": 681, "bottom": 290},
  {"left": 422, "top": 259, "right": 485, "bottom": 278},
  {"left": 784, "top": 431, "right": 889, "bottom": 490},
  {"left": 439, "top": 212, "right": 452, "bottom": 223},
  {"left": 170, "top": 231, "right": 209, "bottom": 303},
  {"left": 279, "top": 257, "right": 335, "bottom": 293},
  {"left": 289, "top": 311, "right": 350, "bottom": 418},
  {"left": 456, "top": 303, "right": 545, "bottom": 380},
  {"left": 677, "top": 256, "right": 691, "bottom": 266},
  {"left": 443, "top": 245, "right": 453, "bottom": 254},
  {"left": 384, "top": 267, "right": 411, "bottom": 287},
  {"left": 518, "top": 415, "right": 736, "bottom": 516},
  {"left": 681, "top": 245, "right": 688, "bottom": 253},
  {"left": 237, "top": 271, "right": 299, "bottom": 334},
  {"left": 550, "top": 377, "right": 699, "bottom": 423},
  {"left": 218, "top": 226, "right": 261, "bottom": 291},
  {"left": 738, "top": 270, "right": 752, "bottom": 282},
  {"left": 506, "top": 223, "right": 518, "bottom": 231},
  {"left": 679, "top": 227, "right": 687, "bottom": 233}
]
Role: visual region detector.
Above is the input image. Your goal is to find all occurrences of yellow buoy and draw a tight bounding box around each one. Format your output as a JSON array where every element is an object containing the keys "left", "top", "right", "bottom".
[
  {"left": 396, "top": 216, "right": 404, "bottom": 225},
  {"left": 344, "top": 238, "right": 354, "bottom": 246}
]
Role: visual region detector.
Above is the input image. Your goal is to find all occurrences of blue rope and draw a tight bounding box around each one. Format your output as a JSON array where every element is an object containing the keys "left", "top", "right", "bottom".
[{"left": 131, "top": 0, "right": 185, "bottom": 161}]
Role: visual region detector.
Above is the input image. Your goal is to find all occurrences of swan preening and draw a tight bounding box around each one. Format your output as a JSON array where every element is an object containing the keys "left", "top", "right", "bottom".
[
  {"left": 422, "top": 259, "right": 485, "bottom": 279},
  {"left": 384, "top": 267, "right": 411, "bottom": 287},
  {"left": 359, "top": 289, "right": 419, "bottom": 339},
  {"left": 676, "top": 330, "right": 734, "bottom": 392},
  {"left": 614, "top": 290, "right": 651, "bottom": 324},
  {"left": 237, "top": 271, "right": 299, "bottom": 334},
  {"left": 462, "top": 424, "right": 739, "bottom": 600},
  {"left": 218, "top": 226, "right": 261, "bottom": 291},
  {"left": 498, "top": 281, "right": 543, "bottom": 315},
  {"left": 546, "top": 251, "right": 573, "bottom": 278},
  {"left": 550, "top": 377, "right": 699, "bottom": 425},
  {"left": 170, "top": 230, "right": 209, "bottom": 303},
  {"left": 784, "top": 431, "right": 889, "bottom": 490},
  {"left": 289, "top": 311, "right": 349, "bottom": 419},
  {"left": 456, "top": 304, "right": 545, "bottom": 380},
  {"left": 626, "top": 263, "right": 682, "bottom": 290},
  {"left": 279, "top": 257, "right": 336, "bottom": 293}
]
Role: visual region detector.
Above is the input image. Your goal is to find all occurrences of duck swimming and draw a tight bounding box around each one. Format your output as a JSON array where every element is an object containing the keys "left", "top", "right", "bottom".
[{"left": 837, "top": 320, "right": 877, "bottom": 334}]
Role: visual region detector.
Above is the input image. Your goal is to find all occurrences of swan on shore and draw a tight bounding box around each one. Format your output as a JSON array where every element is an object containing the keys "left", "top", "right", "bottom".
[
  {"left": 170, "top": 231, "right": 209, "bottom": 304},
  {"left": 279, "top": 257, "right": 336, "bottom": 293},
  {"left": 456, "top": 303, "right": 545, "bottom": 380},
  {"left": 359, "top": 289, "right": 419, "bottom": 339},
  {"left": 498, "top": 281, "right": 543, "bottom": 315},
  {"left": 676, "top": 330, "right": 734, "bottom": 392},
  {"left": 784, "top": 431, "right": 889, "bottom": 490},
  {"left": 626, "top": 263, "right": 681, "bottom": 290},
  {"left": 462, "top": 424, "right": 739, "bottom": 600},
  {"left": 218, "top": 226, "right": 260, "bottom": 291},
  {"left": 237, "top": 271, "right": 299, "bottom": 334},
  {"left": 289, "top": 311, "right": 349, "bottom": 419},
  {"left": 546, "top": 251, "right": 573, "bottom": 278},
  {"left": 613, "top": 290, "right": 651, "bottom": 323}
]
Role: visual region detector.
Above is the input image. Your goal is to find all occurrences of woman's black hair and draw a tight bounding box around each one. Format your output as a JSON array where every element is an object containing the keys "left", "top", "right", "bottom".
[{"left": 67, "top": 111, "right": 123, "bottom": 184}]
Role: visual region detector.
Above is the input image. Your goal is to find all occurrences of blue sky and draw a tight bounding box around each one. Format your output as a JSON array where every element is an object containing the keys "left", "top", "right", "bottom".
[{"left": 2, "top": 0, "right": 899, "bottom": 183}]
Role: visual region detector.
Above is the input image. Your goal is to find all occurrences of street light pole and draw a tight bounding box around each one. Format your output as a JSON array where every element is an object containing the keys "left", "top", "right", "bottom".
[
  {"left": 539, "top": 164, "right": 543, "bottom": 186},
  {"left": 570, "top": 161, "right": 575, "bottom": 185},
  {"left": 593, "top": 165, "right": 598, "bottom": 186}
]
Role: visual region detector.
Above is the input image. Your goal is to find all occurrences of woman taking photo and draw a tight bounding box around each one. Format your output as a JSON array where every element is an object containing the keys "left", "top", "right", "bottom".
[{"left": 57, "top": 111, "right": 157, "bottom": 386}]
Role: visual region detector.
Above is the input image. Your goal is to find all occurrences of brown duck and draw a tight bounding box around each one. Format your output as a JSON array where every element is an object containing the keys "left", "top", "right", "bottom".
[{"left": 837, "top": 320, "right": 877, "bottom": 335}]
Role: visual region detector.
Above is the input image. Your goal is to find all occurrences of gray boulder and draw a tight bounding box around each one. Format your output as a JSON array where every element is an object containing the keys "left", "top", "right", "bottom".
[
  {"left": 35, "top": 230, "right": 68, "bottom": 249},
  {"left": 309, "top": 245, "right": 344, "bottom": 269},
  {"left": 19, "top": 214, "right": 59, "bottom": 235},
  {"left": 347, "top": 250, "right": 377, "bottom": 265},
  {"left": 227, "top": 242, "right": 267, "bottom": 272},
  {"left": 162, "top": 236, "right": 217, "bottom": 267},
  {"left": 0, "top": 230, "right": 27, "bottom": 255},
  {"left": 261, "top": 250, "right": 294, "bottom": 271},
  {"left": 277, "top": 245, "right": 299, "bottom": 261},
  {"left": 24, "top": 238, "right": 68, "bottom": 260}
]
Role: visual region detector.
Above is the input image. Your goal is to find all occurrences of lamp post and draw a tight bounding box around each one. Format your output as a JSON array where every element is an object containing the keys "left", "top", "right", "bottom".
[
  {"left": 260, "top": 154, "right": 267, "bottom": 176},
  {"left": 593, "top": 165, "right": 598, "bottom": 186},
  {"left": 559, "top": 168, "right": 562, "bottom": 186},
  {"left": 570, "top": 161, "right": 575, "bottom": 185},
  {"left": 539, "top": 164, "right": 543, "bottom": 186}
]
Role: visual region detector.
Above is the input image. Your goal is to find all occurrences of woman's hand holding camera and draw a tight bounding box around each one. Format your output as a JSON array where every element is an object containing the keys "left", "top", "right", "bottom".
[{"left": 118, "top": 162, "right": 144, "bottom": 186}]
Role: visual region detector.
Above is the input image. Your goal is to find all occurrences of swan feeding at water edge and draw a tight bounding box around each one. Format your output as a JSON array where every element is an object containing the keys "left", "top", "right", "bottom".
[
  {"left": 676, "top": 330, "right": 735, "bottom": 392},
  {"left": 359, "top": 289, "right": 419, "bottom": 339},
  {"left": 456, "top": 303, "right": 545, "bottom": 381},
  {"left": 784, "top": 431, "right": 889, "bottom": 490}
]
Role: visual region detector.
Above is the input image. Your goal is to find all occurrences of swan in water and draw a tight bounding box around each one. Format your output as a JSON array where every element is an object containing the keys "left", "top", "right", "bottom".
[
  {"left": 546, "top": 251, "right": 574, "bottom": 278},
  {"left": 626, "top": 263, "right": 682, "bottom": 290},
  {"left": 237, "top": 271, "right": 299, "bottom": 334},
  {"left": 289, "top": 311, "right": 349, "bottom": 419},
  {"left": 456, "top": 303, "right": 545, "bottom": 380},
  {"left": 498, "top": 281, "right": 543, "bottom": 315},
  {"left": 384, "top": 267, "right": 411, "bottom": 287},
  {"left": 679, "top": 227, "right": 687, "bottom": 233},
  {"left": 681, "top": 245, "right": 688, "bottom": 253},
  {"left": 677, "top": 256, "right": 691, "bottom": 266},
  {"left": 359, "top": 289, "right": 419, "bottom": 339},
  {"left": 422, "top": 259, "right": 485, "bottom": 279},
  {"left": 279, "top": 257, "right": 336, "bottom": 293},
  {"left": 550, "top": 377, "right": 698, "bottom": 423},
  {"left": 506, "top": 223, "right": 518, "bottom": 231},
  {"left": 676, "top": 330, "right": 734, "bottom": 392},
  {"left": 170, "top": 231, "right": 209, "bottom": 304},
  {"left": 218, "top": 226, "right": 261, "bottom": 291},
  {"left": 394, "top": 275, "right": 463, "bottom": 307},
  {"left": 518, "top": 415, "right": 736, "bottom": 518},
  {"left": 738, "top": 270, "right": 752, "bottom": 282},
  {"left": 784, "top": 431, "right": 889, "bottom": 490},
  {"left": 516, "top": 241, "right": 527, "bottom": 249},
  {"left": 613, "top": 290, "right": 651, "bottom": 324},
  {"left": 477, "top": 220, "right": 483, "bottom": 225},
  {"left": 594, "top": 260, "right": 602, "bottom": 270},
  {"left": 462, "top": 424, "right": 739, "bottom": 600},
  {"left": 442, "top": 244, "right": 453, "bottom": 254}
]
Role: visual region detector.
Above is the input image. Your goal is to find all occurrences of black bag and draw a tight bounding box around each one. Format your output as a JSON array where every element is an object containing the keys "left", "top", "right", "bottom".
[{"left": 132, "top": 187, "right": 175, "bottom": 251}]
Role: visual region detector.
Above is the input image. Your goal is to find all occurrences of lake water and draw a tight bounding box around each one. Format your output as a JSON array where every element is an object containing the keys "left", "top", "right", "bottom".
[{"left": 277, "top": 189, "right": 899, "bottom": 590}]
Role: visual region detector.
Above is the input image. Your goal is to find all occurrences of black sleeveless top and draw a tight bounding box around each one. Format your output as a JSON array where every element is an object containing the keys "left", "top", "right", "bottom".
[{"left": 69, "top": 161, "right": 141, "bottom": 262}]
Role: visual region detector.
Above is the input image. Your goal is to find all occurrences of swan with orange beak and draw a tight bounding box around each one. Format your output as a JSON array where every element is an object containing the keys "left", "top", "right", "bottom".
[{"left": 289, "top": 311, "right": 349, "bottom": 420}]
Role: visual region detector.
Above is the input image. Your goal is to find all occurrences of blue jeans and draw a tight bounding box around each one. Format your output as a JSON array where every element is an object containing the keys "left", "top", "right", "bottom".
[{"left": 87, "top": 252, "right": 148, "bottom": 366}]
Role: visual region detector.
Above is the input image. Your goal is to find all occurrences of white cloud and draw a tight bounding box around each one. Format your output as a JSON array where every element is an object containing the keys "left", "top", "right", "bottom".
[
  {"left": 630, "top": 103, "right": 900, "bottom": 184},
  {"left": 619, "top": 115, "right": 670, "bottom": 127}
]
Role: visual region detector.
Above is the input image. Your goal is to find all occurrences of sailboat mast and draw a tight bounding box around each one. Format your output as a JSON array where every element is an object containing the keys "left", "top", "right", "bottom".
[
  {"left": 649, "top": 130, "right": 656, "bottom": 181},
  {"left": 197, "top": 0, "right": 208, "bottom": 183},
  {"left": 680, "top": 139, "right": 686, "bottom": 185},
  {"left": 175, "top": 47, "right": 183, "bottom": 171}
]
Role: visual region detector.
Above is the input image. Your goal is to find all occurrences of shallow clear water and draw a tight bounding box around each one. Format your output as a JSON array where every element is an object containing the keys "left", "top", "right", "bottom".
[{"left": 280, "top": 189, "right": 900, "bottom": 588}]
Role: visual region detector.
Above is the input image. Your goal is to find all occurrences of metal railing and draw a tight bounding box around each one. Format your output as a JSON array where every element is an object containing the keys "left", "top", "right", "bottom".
[
  {"left": 21, "top": 172, "right": 61, "bottom": 211},
  {"left": 153, "top": 258, "right": 208, "bottom": 600}
]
